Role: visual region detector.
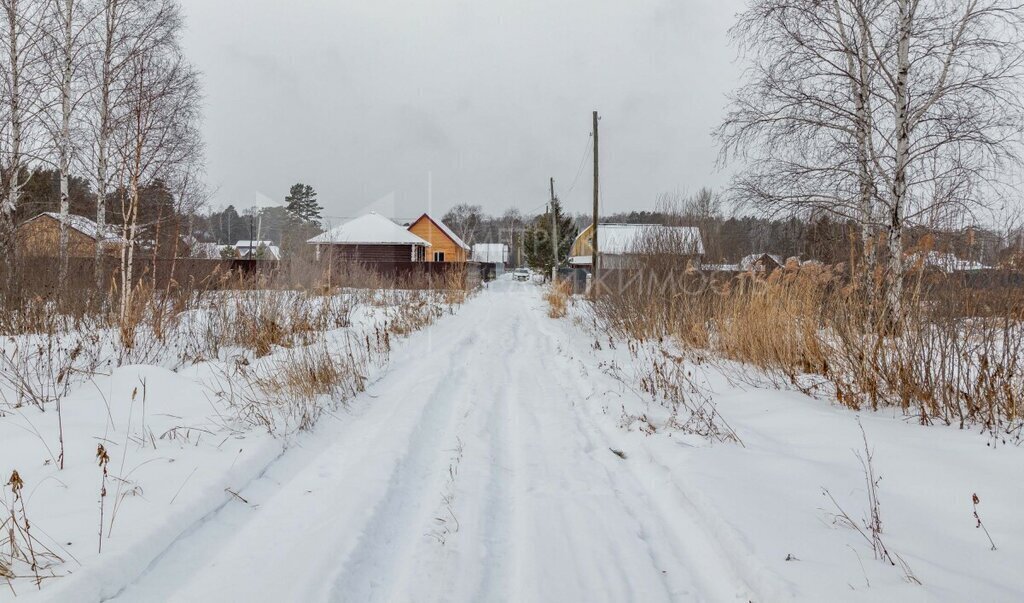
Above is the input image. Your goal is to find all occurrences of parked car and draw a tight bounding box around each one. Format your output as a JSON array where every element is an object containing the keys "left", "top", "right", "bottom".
[{"left": 513, "top": 268, "right": 531, "bottom": 282}]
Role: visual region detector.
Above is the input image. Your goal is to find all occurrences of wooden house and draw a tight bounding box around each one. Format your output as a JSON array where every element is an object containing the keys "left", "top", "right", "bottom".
[
  {"left": 738, "top": 253, "right": 784, "bottom": 273},
  {"left": 568, "top": 223, "right": 704, "bottom": 270},
  {"left": 16, "top": 212, "right": 125, "bottom": 258},
  {"left": 307, "top": 212, "right": 430, "bottom": 262},
  {"left": 406, "top": 214, "right": 470, "bottom": 263}
]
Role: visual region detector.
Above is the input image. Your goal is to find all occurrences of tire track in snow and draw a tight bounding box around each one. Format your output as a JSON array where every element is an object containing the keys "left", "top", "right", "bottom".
[
  {"left": 96, "top": 444, "right": 291, "bottom": 602},
  {"left": 472, "top": 309, "right": 524, "bottom": 602},
  {"left": 399, "top": 286, "right": 677, "bottom": 602},
  {"left": 98, "top": 282, "right": 764, "bottom": 603},
  {"left": 107, "top": 304, "right": 489, "bottom": 602},
  {"left": 388, "top": 305, "right": 523, "bottom": 602},
  {"left": 326, "top": 294, "right": 509, "bottom": 601},
  {"left": 531, "top": 308, "right": 765, "bottom": 601},
  {"left": 507, "top": 308, "right": 674, "bottom": 602},
  {"left": 327, "top": 333, "right": 477, "bottom": 602}
]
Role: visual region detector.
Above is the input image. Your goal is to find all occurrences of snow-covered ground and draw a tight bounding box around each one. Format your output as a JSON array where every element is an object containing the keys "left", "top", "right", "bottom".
[{"left": 3, "top": 279, "right": 1023, "bottom": 602}]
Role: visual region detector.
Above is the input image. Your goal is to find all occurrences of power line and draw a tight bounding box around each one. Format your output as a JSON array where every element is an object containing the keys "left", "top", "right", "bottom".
[
  {"left": 522, "top": 198, "right": 552, "bottom": 215},
  {"left": 564, "top": 134, "right": 593, "bottom": 199}
]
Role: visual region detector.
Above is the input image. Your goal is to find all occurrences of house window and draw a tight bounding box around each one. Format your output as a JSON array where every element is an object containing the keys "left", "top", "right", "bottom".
[{"left": 433, "top": 251, "right": 445, "bottom": 262}]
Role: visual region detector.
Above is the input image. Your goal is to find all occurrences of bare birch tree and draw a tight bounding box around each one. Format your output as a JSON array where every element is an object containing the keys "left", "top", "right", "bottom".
[
  {"left": 86, "top": 0, "right": 179, "bottom": 289},
  {"left": 719, "top": 0, "right": 1024, "bottom": 323},
  {"left": 158, "top": 155, "right": 206, "bottom": 286},
  {"left": 872, "top": 0, "right": 1024, "bottom": 321},
  {"left": 113, "top": 44, "right": 200, "bottom": 320},
  {"left": 39, "top": 0, "right": 95, "bottom": 282},
  {"left": 718, "top": 1, "right": 881, "bottom": 223},
  {"left": 0, "top": 0, "right": 45, "bottom": 286},
  {"left": 718, "top": 0, "right": 890, "bottom": 282}
]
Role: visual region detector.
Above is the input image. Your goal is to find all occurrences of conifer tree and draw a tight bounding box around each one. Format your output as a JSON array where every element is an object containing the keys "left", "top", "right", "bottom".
[
  {"left": 523, "top": 198, "right": 576, "bottom": 275},
  {"left": 284, "top": 183, "right": 323, "bottom": 224}
]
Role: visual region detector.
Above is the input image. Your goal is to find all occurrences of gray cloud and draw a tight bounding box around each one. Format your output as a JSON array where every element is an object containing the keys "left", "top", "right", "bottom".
[{"left": 179, "top": 0, "right": 743, "bottom": 219}]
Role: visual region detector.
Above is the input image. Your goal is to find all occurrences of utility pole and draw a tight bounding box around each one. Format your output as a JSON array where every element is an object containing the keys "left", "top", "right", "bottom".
[
  {"left": 592, "top": 110, "right": 600, "bottom": 296},
  {"left": 550, "top": 177, "right": 558, "bottom": 283}
]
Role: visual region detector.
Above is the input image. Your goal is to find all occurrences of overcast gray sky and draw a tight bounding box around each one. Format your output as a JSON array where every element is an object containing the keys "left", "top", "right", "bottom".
[{"left": 178, "top": 0, "right": 742, "bottom": 221}]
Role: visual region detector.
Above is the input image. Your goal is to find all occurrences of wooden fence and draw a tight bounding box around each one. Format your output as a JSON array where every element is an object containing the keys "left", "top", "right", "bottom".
[{"left": 0, "top": 256, "right": 481, "bottom": 299}]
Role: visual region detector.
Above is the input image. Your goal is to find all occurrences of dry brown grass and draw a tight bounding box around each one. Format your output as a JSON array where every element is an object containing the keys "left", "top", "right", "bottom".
[
  {"left": 2, "top": 471, "right": 64, "bottom": 592},
  {"left": 712, "top": 264, "right": 840, "bottom": 381},
  {"left": 544, "top": 280, "right": 573, "bottom": 318},
  {"left": 220, "top": 338, "right": 374, "bottom": 433},
  {"left": 0, "top": 256, "right": 477, "bottom": 593},
  {"left": 594, "top": 252, "right": 1024, "bottom": 437},
  {"left": 0, "top": 253, "right": 474, "bottom": 433}
]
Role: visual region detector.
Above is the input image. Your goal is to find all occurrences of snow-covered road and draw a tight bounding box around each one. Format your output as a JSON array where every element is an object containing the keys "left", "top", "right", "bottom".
[
  {"left": 45, "top": 277, "right": 1021, "bottom": 603},
  {"left": 104, "top": 280, "right": 754, "bottom": 602}
]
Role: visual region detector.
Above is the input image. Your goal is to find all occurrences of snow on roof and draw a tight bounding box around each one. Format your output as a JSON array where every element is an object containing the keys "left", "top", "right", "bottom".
[
  {"left": 188, "top": 242, "right": 224, "bottom": 259},
  {"left": 704, "top": 263, "right": 741, "bottom": 272},
  {"left": 236, "top": 243, "right": 281, "bottom": 260},
  {"left": 472, "top": 243, "right": 509, "bottom": 263},
  {"left": 37, "top": 212, "right": 125, "bottom": 243},
  {"left": 234, "top": 240, "right": 276, "bottom": 249},
  {"left": 914, "top": 251, "right": 990, "bottom": 272},
  {"left": 585, "top": 223, "right": 705, "bottom": 256},
  {"left": 739, "top": 253, "right": 784, "bottom": 271},
  {"left": 307, "top": 212, "right": 431, "bottom": 246},
  {"left": 412, "top": 214, "right": 470, "bottom": 250}
]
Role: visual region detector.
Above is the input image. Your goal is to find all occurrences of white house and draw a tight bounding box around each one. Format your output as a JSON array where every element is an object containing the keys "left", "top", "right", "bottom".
[
  {"left": 472, "top": 243, "right": 509, "bottom": 264},
  {"left": 234, "top": 240, "right": 281, "bottom": 260}
]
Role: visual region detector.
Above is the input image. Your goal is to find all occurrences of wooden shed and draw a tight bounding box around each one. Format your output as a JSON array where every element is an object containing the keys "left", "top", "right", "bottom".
[
  {"left": 407, "top": 213, "right": 470, "bottom": 263},
  {"left": 16, "top": 212, "right": 125, "bottom": 258}
]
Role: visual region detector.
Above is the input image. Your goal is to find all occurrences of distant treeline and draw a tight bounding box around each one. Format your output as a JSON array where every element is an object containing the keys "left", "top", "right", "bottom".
[
  {"left": 593, "top": 209, "right": 1021, "bottom": 267},
  {"left": 19, "top": 170, "right": 1018, "bottom": 268}
]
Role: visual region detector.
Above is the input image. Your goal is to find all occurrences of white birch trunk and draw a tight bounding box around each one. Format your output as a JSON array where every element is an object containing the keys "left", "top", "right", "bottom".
[
  {"left": 58, "top": 0, "right": 74, "bottom": 283},
  {"left": 2, "top": 1, "right": 24, "bottom": 287},
  {"left": 831, "top": 0, "right": 879, "bottom": 308},
  {"left": 887, "top": 0, "right": 913, "bottom": 327},
  {"left": 119, "top": 179, "right": 138, "bottom": 323},
  {"left": 95, "top": 0, "right": 115, "bottom": 289},
  {"left": 854, "top": 6, "right": 880, "bottom": 311}
]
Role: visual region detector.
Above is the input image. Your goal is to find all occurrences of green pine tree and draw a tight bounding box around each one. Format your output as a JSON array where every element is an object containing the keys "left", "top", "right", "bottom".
[
  {"left": 523, "top": 198, "right": 577, "bottom": 275},
  {"left": 284, "top": 183, "right": 323, "bottom": 224}
]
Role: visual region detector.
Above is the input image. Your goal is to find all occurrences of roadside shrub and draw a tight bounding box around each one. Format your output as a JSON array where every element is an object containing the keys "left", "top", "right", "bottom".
[
  {"left": 544, "top": 279, "right": 573, "bottom": 318},
  {"left": 218, "top": 338, "right": 373, "bottom": 433}
]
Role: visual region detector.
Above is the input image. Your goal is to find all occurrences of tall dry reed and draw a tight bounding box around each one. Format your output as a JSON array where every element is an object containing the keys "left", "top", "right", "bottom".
[{"left": 594, "top": 248, "right": 1024, "bottom": 436}]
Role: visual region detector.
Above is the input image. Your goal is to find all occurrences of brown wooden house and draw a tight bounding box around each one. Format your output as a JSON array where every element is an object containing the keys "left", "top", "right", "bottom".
[
  {"left": 16, "top": 212, "right": 125, "bottom": 258},
  {"left": 308, "top": 212, "right": 430, "bottom": 262},
  {"left": 739, "top": 253, "right": 784, "bottom": 273},
  {"left": 407, "top": 213, "right": 470, "bottom": 263}
]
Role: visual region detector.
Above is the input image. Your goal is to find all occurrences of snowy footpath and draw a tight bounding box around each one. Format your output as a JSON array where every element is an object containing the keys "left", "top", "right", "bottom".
[{"left": 12, "top": 279, "right": 1024, "bottom": 602}]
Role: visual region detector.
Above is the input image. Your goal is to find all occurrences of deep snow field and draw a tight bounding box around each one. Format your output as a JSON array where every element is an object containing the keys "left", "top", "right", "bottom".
[{"left": 2, "top": 278, "right": 1022, "bottom": 602}]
